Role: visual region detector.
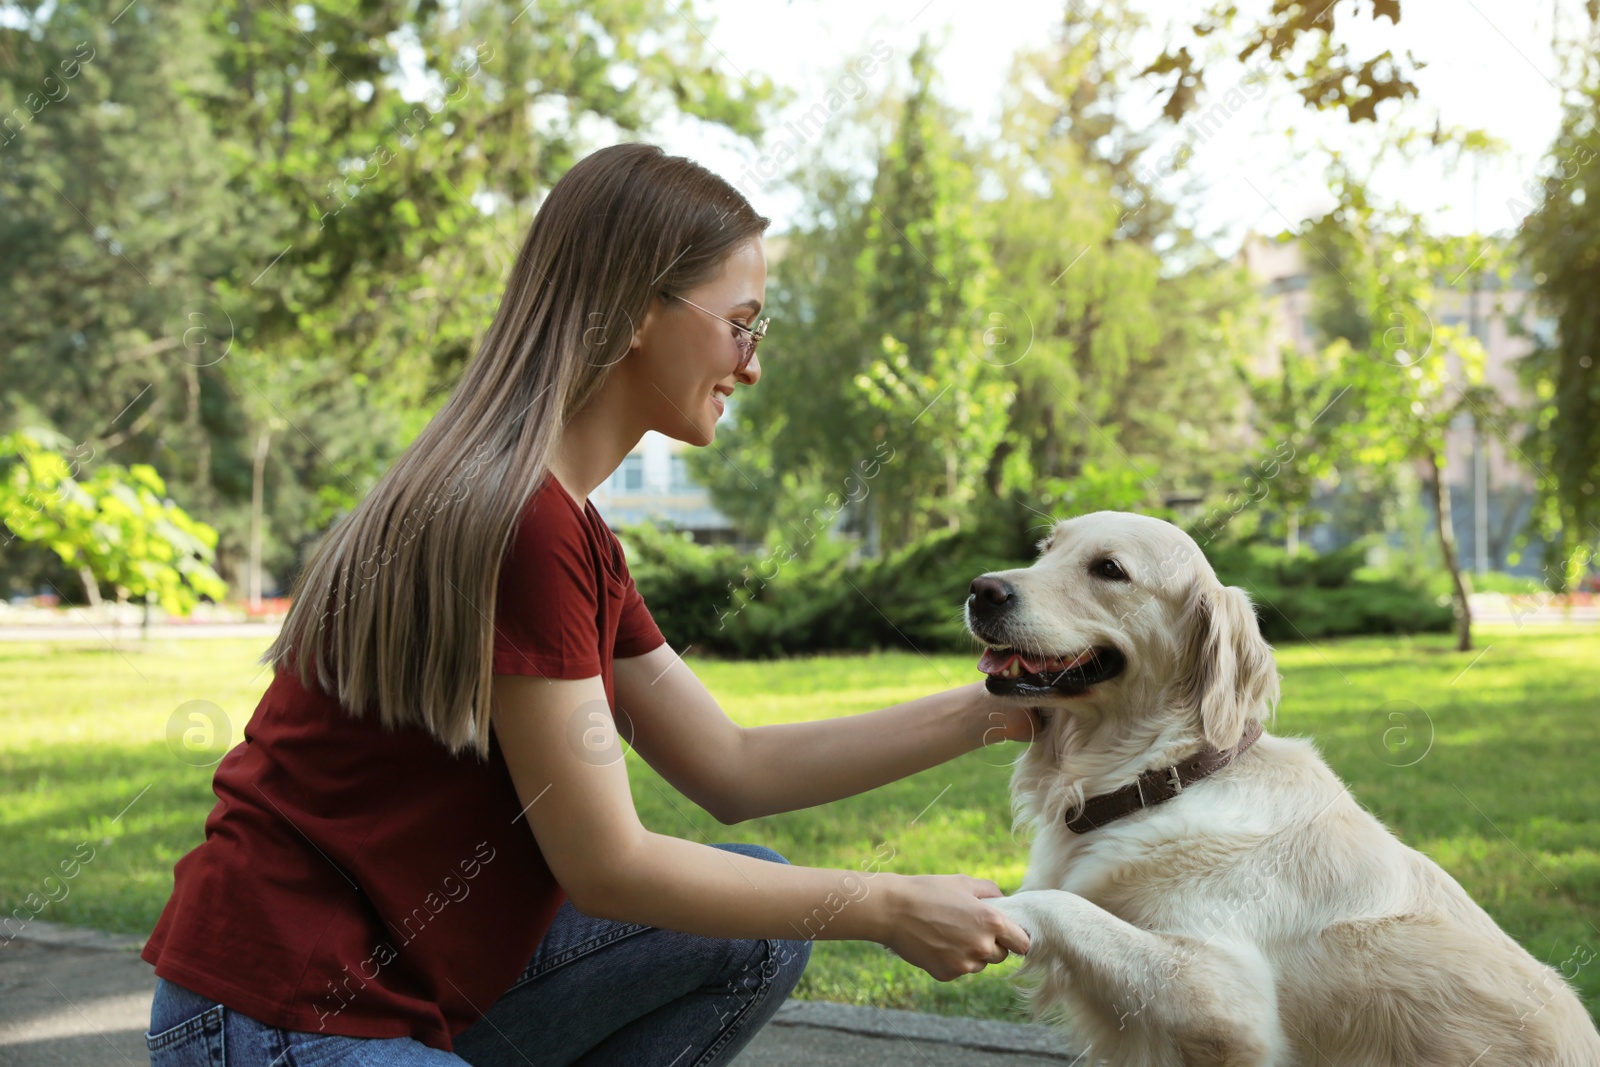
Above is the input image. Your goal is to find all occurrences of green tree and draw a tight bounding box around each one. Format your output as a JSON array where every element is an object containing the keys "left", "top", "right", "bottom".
[
  {"left": 697, "top": 11, "right": 1263, "bottom": 553},
  {"left": 1141, "top": 0, "right": 1420, "bottom": 125},
  {"left": 1302, "top": 170, "right": 1504, "bottom": 650},
  {"left": 1235, "top": 337, "right": 1352, "bottom": 552},
  {"left": 1, "top": 0, "right": 773, "bottom": 597},
  {"left": 850, "top": 38, "right": 1012, "bottom": 546},
  {"left": 1517, "top": 47, "right": 1600, "bottom": 582},
  {"left": 0, "top": 0, "right": 238, "bottom": 511},
  {"left": 689, "top": 38, "right": 1010, "bottom": 554},
  {"left": 682, "top": 178, "right": 872, "bottom": 549},
  {"left": 0, "top": 430, "right": 227, "bottom": 614},
  {"left": 978, "top": 3, "right": 1260, "bottom": 519}
]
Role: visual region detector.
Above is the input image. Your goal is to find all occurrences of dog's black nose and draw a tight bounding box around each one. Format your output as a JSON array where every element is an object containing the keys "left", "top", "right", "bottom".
[{"left": 968, "top": 575, "right": 1016, "bottom": 619}]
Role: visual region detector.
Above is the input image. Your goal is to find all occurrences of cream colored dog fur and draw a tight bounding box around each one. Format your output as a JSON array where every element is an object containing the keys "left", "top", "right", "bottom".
[{"left": 967, "top": 511, "right": 1600, "bottom": 1067}]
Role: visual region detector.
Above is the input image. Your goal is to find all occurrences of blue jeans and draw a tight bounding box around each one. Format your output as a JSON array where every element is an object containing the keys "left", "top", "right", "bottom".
[{"left": 145, "top": 843, "right": 812, "bottom": 1066}]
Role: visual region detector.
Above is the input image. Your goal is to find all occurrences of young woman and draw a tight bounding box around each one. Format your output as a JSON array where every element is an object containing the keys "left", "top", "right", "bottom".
[{"left": 141, "top": 141, "right": 1038, "bottom": 1067}]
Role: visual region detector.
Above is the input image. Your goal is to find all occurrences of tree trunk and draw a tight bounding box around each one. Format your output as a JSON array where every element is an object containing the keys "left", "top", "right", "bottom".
[
  {"left": 1426, "top": 451, "right": 1473, "bottom": 651},
  {"left": 186, "top": 362, "right": 212, "bottom": 506},
  {"left": 249, "top": 426, "right": 271, "bottom": 610},
  {"left": 946, "top": 450, "right": 959, "bottom": 532},
  {"left": 77, "top": 565, "right": 102, "bottom": 608},
  {"left": 983, "top": 438, "right": 1014, "bottom": 497}
]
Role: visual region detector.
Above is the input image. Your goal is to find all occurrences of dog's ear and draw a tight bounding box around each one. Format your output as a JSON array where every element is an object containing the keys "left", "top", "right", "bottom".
[{"left": 1174, "top": 582, "right": 1280, "bottom": 750}]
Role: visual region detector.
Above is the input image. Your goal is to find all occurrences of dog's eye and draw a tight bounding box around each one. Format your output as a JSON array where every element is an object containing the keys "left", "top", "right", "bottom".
[{"left": 1091, "top": 558, "right": 1129, "bottom": 582}]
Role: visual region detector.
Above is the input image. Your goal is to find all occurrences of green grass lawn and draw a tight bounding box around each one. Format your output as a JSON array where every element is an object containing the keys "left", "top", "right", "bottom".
[{"left": 2, "top": 625, "right": 1597, "bottom": 1026}]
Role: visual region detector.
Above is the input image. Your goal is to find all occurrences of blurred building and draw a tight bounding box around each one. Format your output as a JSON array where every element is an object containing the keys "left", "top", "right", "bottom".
[
  {"left": 590, "top": 430, "right": 745, "bottom": 546},
  {"left": 1239, "top": 232, "right": 1554, "bottom": 575}
]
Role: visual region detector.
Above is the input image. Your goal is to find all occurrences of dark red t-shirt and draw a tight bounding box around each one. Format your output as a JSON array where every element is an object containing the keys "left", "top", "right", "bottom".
[{"left": 140, "top": 473, "right": 667, "bottom": 1051}]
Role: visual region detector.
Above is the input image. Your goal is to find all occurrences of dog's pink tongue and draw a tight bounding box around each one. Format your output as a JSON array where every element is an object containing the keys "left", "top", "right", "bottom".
[{"left": 977, "top": 648, "right": 1013, "bottom": 673}]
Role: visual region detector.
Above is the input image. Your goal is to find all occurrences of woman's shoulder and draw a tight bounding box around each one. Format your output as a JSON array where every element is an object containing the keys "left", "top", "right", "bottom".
[
  {"left": 509, "top": 473, "right": 587, "bottom": 542},
  {"left": 500, "top": 473, "right": 607, "bottom": 583}
]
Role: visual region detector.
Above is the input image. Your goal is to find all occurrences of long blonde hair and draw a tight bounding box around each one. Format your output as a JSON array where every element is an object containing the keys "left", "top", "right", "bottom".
[{"left": 263, "top": 142, "right": 770, "bottom": 759}]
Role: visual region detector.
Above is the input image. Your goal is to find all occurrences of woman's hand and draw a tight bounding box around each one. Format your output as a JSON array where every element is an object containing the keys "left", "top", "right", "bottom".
[
  {"left": 949, "top": 679, "right": 1043, "bottom": 750},
  {"left": 873, "top": 872, "right": 1031, "bottom": 981}
]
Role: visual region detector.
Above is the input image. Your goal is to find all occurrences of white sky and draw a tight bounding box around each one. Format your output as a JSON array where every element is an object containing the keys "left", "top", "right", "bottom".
[{"left": 641, "top": 0, "right": 1588, "bottom": 253}]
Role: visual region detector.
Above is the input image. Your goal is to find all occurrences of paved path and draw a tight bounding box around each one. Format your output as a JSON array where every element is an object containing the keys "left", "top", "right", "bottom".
[
  {"left": 1465, "top": 594, "right": 1600, "bottom": 624},
  {"left": 0, "top": 623, "right": 281, "bottom": 642},
  {"left": 0, "top": 924, "right": 1090, "bottom": 1066}
]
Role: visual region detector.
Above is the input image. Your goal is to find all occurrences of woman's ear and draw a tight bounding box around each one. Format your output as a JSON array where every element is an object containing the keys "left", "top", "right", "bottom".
[
  {"left": 629, "top": 297, "right": 660, "bottom": 353},
  {"left": 1173, "top": 581, "right": 1280, "bottom": 750}
]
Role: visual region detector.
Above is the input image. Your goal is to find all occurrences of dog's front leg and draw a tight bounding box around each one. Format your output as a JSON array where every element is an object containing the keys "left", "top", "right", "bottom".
[{"left": 993, "top": 889, "right": 1285, "bottom": 1067}]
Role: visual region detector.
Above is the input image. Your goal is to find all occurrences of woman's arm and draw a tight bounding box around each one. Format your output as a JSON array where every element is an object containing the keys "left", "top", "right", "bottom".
[
  {"left": 491, "top": 672, "right": 1030, "bottom": 980},
  {"left": 612, "top": 644, "right": 1039, "bottom": 824},
  {"left": 729, "top": 681, "right": 1038, "bottom": 821}
]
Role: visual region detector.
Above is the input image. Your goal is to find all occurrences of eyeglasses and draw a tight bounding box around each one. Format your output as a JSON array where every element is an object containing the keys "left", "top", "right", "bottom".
[{"left": 666, "top": 293, "right": 770, "bottom": 374}]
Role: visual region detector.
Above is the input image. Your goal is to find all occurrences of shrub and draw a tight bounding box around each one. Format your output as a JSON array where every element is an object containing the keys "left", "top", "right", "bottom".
[
  {"left": 620, "top": 512, "right": 1035, "bottom": 658},
  {"left": 620, "top": 513, "right": 1451, "bottom": 658},
  {"left": 1195, "top": 530, "right": 1452, "bottom": 641}
]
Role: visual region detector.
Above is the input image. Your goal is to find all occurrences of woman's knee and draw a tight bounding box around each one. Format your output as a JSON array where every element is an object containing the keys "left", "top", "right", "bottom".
[
  {"left": 707, "top": 843, "right": 812, "bottom": 980},
  {"left": 770, "top": 932, "right": 812, "bottom": 985},
  {"left": 711, "top": 841, "right": 790, "bottom": 865}
]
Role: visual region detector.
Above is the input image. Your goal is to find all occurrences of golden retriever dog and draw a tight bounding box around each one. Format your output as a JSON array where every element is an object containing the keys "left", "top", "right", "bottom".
[{"left": 966, "top": 511, "right": 1600, "bottom": 1067}]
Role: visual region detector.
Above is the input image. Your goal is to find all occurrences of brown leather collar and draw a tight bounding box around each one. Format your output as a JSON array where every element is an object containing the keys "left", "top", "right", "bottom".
[{"left": 1064, "top": 719, "right": 1264, "bottom": 834}]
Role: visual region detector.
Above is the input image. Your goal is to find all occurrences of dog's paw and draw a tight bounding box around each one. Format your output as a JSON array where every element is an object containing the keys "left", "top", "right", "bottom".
[
  {"left": 990, "top": 889, "right": 1083, "bottom": 945},
  {"left": 988, "top": 891, "right": 1046, "bottom": 938}
]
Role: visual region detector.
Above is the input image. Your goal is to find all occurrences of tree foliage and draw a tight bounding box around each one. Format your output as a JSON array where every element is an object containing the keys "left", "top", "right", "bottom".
[
  {"left": 1, "top": 430, "right": 227, "bottom": 612},
  {"left": 1518, "top": 63, "right": 1600, "bottom": 577},
  {"left": 1141, "top": 0, "right": 1420, "bottom": 125},
  {"left": 694, "top": 13, "right": 1263, "bottom": 555},
  {"left": 0, "top": 0, "right": 771, "bottom": 598},
  {"left": 849, "top": 39, "right": 1013, "bottom": 545},
  {"left": 1299, "top": 167, "right": 1507, "bottom": 649},
  {"left": 981, "top": 2, "right": 1260, "bottom": 517}
]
